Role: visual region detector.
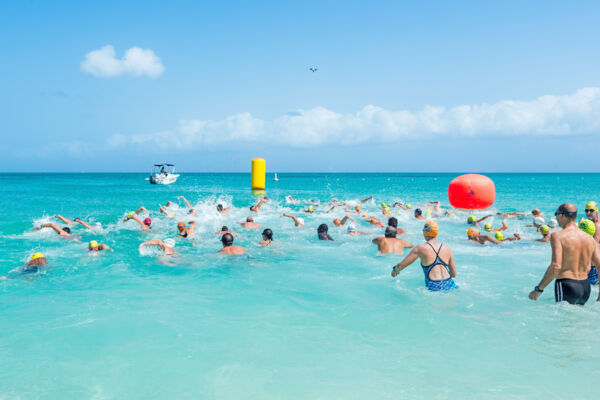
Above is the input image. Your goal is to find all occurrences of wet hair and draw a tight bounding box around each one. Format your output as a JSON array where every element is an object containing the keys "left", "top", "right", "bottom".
[
  {"left": 317, "top": 224, "right": 329, "bottom": 233},
  {"left": 221, "top": 226, "right": 228, "bottom": 231},
  {"left": 221, "top": 233, "right": 234, "bottom": 246},
  {"left": 217, "top": 204, "right": 223, "bottom": 211},
  {"left": 246, "top": 216, "right": 254, "bottom": 222},
  {"left": 262, "top": 228, "right": 273, "bottom": 240},
  {"left": 62, "top": 227, "right": 71, "bottom": 234},
  {"left": 415, "top": 209, "right": 423, "bottom": 216},
  {"left": 387, "top": 217, "right": 398, "bottom": 228},
  {"left": 384, "top": 226, "right": 397, "bottom": 238},
  {"left": 557, "top": 203, "right": 577, "bottom": 221}
]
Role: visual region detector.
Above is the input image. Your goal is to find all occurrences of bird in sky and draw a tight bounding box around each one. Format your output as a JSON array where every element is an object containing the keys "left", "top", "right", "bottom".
[{"left": 309, "top": 67, "right": 318, "bottom": 73}]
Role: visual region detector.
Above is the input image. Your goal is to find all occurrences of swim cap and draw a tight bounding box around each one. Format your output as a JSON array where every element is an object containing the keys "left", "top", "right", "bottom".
[
  {"left": 548, "top": 218, "right": 558, "bottom": 228},
  {"left": 540, "top": 225, "right": 550, "bottom": 235},
  {"left": 31, "top": 252, "right": 44, "bottom": 261},
  {"left": 89, "top": 240, "right": 98, "bottom": 249},
  {"left": 467, "top": 216, "right": 477, "bottom": 224},
  {"left": 466, "top": 227, "right": 479, "bottom": 237},
  {"left": 127, "top": 211, "right": 134, "bottom": 217},
  {"left": 144, "top": 218, "right": 152, "bottom": 226},
  {"left": 347, "top": 224, "right": 356, "bottom": 232},
  {"left": 532, "top": 208, "right": 541, "bottom": 216},
  {"left": 381, "top": 202, "right": 387, "bottom": 208},
  {"left": 355, "top": 205, "right": 361, "bottom": 211},
  {"left": 586, "top": 201, "right": 599, "bottom": 212},
  {"left": 423, "top": 220, "right": 439, "bottom": 238},
  {"left": 163, "top": 238, "right": 176, "bottom": 248},
  {"left": 177, "top": 221, "right": 186, "bottom": 229},
  {"left": 533, "top": 217, "right": 544, "bottom": 226},
  {"left": 579, "top": 219, "right": 596, "bottom": 236},
  {"left": 425, "top": 209, "right": 431, "bottom": 216},
  {"left": 308, "top": 206, "right": 314, "bottom": 212},
  {"left": 361, "top": 213, "right": 367, "bottom": 218},
  {"left": 406, "top": 204, "right": 411, "bottom": 209},
  {"left": 297, "top": 218, "right": 305, "bottom": 225},
  {"left": 494, "top": 231, "right": 504, "bottom": 241},
  {"left": 484, "top": 223, "right": 492, "bottom": 232}
]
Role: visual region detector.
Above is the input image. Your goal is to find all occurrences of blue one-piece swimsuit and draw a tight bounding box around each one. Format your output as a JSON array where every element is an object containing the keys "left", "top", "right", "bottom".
[{"left": 421, "top": 243, "right": 458, "bottom": 291}]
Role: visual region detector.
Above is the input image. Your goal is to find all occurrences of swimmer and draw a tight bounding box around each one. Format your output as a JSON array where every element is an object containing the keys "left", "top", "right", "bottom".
[
  {"left": 285, "top": 195, "right": 298, "bottom": 204},
  {"left": 304, "top": 205, "right": 315, "bottom": 213},
  {"left": 54, "top": 215, "right": 96, "bottom": 230},
  {"left": 372, "top": 227, "right": 413, "bottom": 254},
  {"left": 466, "top": 227, "right": 502, "bottom": 245},
  {"left": 467, "top": 214, "right": 493, "bottom": 226},
  {"left": 177, "top": 196, "right": 198, "bottom": 215},
  {"left": 428, "top": 201, "right": 442, "bottom": 213},
  {"left": 138, "top": 238, "right": 175, "bottom": 255},
  {"left": 317, "top": 224, "right": 334, "bottom": 241},
  {"left": 391, "top": 221, "right": 458, "bottom": 291},
  {"left": 249, "top": 198, "right": 266, "bottom": 213},
  {"left": 493, "top": 231, "right": 521, "bottom": 242},
  {"left": 381, "top": 203, "right": 391, "bottom": 216},
  {"left": 579, "top": 218, "right": 599, "bottom": 285},
  {"left": 1, "top": 252, "right": 48, "bottom": 280},
  {"left": 387, "top": 217, "right": 405, "bottom": 235},
  {"left": 280, "top": 214, "right": 304, "bottom": 227},
  {"left": 88, "top": 240, "right": 112, "bottom": 252},
  {"left": 177, "top": 221, "right": 197, "bottom": 238},
  {"left": 414, "top": 209, "right": 425, "bottom": 220},
  {"left": 217, "top": 204, "right": 231, "bottom": 214},
  {"left": 525, "top": 216, "right": 546, "bottom": 228},
  {"left": 218, "top": 233, "right": 245, "bottom": 255},
  {"left": 346, "top": 205, "right": 361, "bottom": 214},
  {"left": 124, "top": 214, "right": 151, "bottom": 231},
  {"left": 332, "top": 216, "right": 353, "bottom": 226},
  {"left": 259, "top": 229, "right": 273, "bottom": 246},
  {"left": 483, "top": 219, "right": 508, "bottom": 233},
  {"left": 393, "top": 202, "right": 411, "bottom": 210},
  {"left": 537, "top": 225, "right": 551, "bottom": 242},
  {"left": 33, "top": 223, "right": 72, "bottom": 237},
  {"left": 346, "top": 224, "right": 367, "bottom": 235},
  {"left": 215, "top": 226, "right": 239, "bottom": 235},
  {"left": 529, "top": 203, "right": 600, "bottom": 305},
  {"left": 159, "top": 205, "right": 174, "bottom": 218},
  {"left": 582, "top": 201, "right": 600, "bottom": 242},
  {"left": 237, "top": 216, "right": 260, "bottom": 229},
  {"left": 366, "top": 216, "right": 385, "bottom": 227}
]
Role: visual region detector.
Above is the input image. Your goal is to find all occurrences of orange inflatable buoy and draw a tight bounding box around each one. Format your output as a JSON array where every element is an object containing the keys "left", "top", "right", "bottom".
[{"left": 448, "top": 174, "right": 495, "bottom": 209}]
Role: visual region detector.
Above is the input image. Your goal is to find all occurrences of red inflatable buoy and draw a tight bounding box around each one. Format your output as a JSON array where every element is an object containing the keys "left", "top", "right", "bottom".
[{"left": 448, "top": 174, "right": 495, "bottom": 209}]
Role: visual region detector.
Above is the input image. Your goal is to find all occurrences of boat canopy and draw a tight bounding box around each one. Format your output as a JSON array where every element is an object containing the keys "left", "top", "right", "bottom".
[{"left": 154, "top": 163, "right": 174, "bottom": 167}]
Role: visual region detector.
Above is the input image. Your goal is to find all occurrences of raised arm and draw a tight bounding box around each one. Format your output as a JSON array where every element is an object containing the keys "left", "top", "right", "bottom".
[
  {"left": 139, "top": 239, "right": 163, "bottom": 250},
  {"left": 391, "top": 247, "right": 420, "bottom": 277},
  {"left": 128, "top": 215, "right": 146, "bottom": 228},
  {"left": 54, "top": 214, "right": 73, "bottom": 224},
  {"left": 477, "top": 214, "right": 493, "bottom": 223},
  {"left": 360, "top": 196, "right": 373, "bottom": 203},
  {"left": 178, "top": 196, "right": 194, "bottom": 209},
  {"left": 74, "top": 218, "right": 93, "bottom": 229},
  {"left": 187, "top": 221, "right": 197, "bottom": 235},
  {"left": 42, "top": 222, "right": 65, "bottom": 235},
  {"left": 135, "top": 206, "right": 148, "bottom": 214},
  {"left": 254, "top": 199, "right": 266, "bottom": 211}
]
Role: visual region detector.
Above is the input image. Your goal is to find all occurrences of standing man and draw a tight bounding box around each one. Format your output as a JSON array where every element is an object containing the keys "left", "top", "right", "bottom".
[{"left": 529, "top": 203, "right": 600, "bottom": 305}]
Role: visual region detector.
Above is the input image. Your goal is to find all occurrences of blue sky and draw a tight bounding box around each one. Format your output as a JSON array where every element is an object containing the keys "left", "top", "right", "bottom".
[{"left": 1, "top": 0, "right": 600, "bottom": 172}]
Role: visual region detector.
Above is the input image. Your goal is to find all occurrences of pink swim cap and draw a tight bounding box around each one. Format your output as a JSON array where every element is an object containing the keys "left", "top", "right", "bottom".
[{"left": 144, "top": 218, "right": 152, "bottom": 225}]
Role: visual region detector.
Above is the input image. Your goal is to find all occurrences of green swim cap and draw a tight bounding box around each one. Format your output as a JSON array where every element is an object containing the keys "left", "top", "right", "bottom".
[
  {"left": 495, "top": 231, "right": 504, "bottom": 241},
  {"left": 127, "top": 211, "right": 134, "bottom": 217},
  {"left": 467, "top": 216, "right": 477, "bottom": 224},
  {"left": 406, "top": 204, "right": 411, "bottom": 209},
  {"left": 540, "top": 225, "right": 550, "bottom": 235},
  {"left": 381, "top": 202, "right": 387, "bottom": 208},
  {"left": 484, "top": 223, "right": 492, "bottom": 232},
  {"left": 579, "top": 219, "right": 596, "bottom": 236}
]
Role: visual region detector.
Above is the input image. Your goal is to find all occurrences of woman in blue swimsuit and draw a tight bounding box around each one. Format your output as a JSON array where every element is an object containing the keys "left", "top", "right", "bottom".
[{"left": 391, "top": 220, "right": 458, "bottom": 291}]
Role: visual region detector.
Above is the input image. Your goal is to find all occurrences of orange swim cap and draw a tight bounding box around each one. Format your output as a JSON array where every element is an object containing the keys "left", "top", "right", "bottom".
[
  {"left": 355, "top": 205, "right": 361, "bottom": 211},
  {"left": 466, "top": 227, "right": 479, "bottom": 237},
  {"left": 177, "top": 221, "right": 186, "bottom": 229},
  {"left": 532, "top": 209, "right": 541, "bottom": 216},
  {"left": 423, "top": 220, "right": 439, "bottom": 238}
]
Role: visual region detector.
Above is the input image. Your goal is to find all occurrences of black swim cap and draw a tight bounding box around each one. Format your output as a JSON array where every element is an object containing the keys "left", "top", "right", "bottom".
[
  {"left": 221, "top": 233, "right": 234, "bottom": 246},
  {"left": 262, "top": 228, "right": 273, "bottom": 240},
  {"left": 415, "top": 209, "right": 422, "bottom": 216},
  {"left": 317, "top": 223, "right": 328, "bottom": 233},
  {"left": 385, "top": 226, "right": 397, "bottom": 238},
  {"left": 221, "top": 226, "right": 228, "bottom": 231},
  {"left": 388, "top": 217, "right": 398, "bottom": 228},
  {"left": 217, "top": 204, "right": 223, "bottom": 211},
  {"left": 63, "top": 227, "right": 71, "bottom": 234}
]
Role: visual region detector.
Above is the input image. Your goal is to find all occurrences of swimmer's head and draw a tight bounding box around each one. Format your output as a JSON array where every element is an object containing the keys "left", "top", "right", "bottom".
[
  {"left": 555, "top": 203, "right": 578, "bottom": 226},
  {"left": 221, "top": 233, "right": 234, "bottom": 246},
  {"left": 246, "top": 216, "right": 254, "bottom": 222},
  {"left": 466, "top": 227, "right": 479, "bottom": 237},
  {"left": 355, "top": 205, "right": 361, "bottom": 212},
  {"left": 317, "top": 223, "right": 329, "bottom": 234},
  {"left": 540, "top": 225, "right": 550, "bottom": 236},
  {"left": 361, "top": 213, "right": 367, "bottom": 218},
  {"left": 423, "top": 220, "right": 439, "bottom": 238},
  {"left": 387, "top": 217, "right": 398, "bottom": 228},
  {"left": 177, "top": 221, "right": 186, "bottom": 231},
  {"left": 62, "top": 227, "right": 71, "bottom": 234},
  {"left": 221, "top": 226, "right": 228, "bottom": 232},
  {"left": 381, "top": 202, "right": 387, "bottom": 208},
  {"left": 414, "top": 209, "right": 422, "bottom": 217},
  {"left": 163, "top": 238, "right": 176, "bottom": 249},
  {"left": 532, "top": 209, "right": 541, "bottom": 216},
  {"left": 548, "top": 218, "right": 558, "bottom": 228},
  {"left": 262, "top": 228, "right": 273, "bottom": 241},
  {"left": 308, "top": 206, "right": 314, "bottom": 212},
  {"left": 217, "top": 204, "right": 224, "bottom": 212},
  {"left": 579, "top": 219, "right": 596, "bottom": 236},
  {"left": 88, "top": 240, "right": 98, "bottom": 249},
  {"left": 406, "top": 204, "right": 412, "bottom": 209},
  {"left": 333, "top": 218, "right": 341, "bottom": 225},
  {"left": 347, "top": 224, "right": 356, "bottom": 233},
  {"left": 384, "top": 226, "right": 397, "bottom": 238},
  {"left": 94, "top": 222, "right": 102, "bottom": 228},
  {"left": 31, "top": 252, "right": 44, "bottom": 261},
  {"left": 484, "top": 223, "right": 492, "bottom": 232},
  {"left": 467, "top": 216, "right": 477, "bottom": 224},
  {"left": 297, "top": 217, "right": 304, "bottom": 225},
  {"left": 494, "top": 232, "right": 504, "bottom": 241},
  {"left": 424, "top": 209, "right": 431, "bottom": 216},
  {"left": 144, "top": 218, "right": 152, "bottom": 226},
  {"left": 127, "top": 211, "right": 135, "bottom": 218},
  {"left": 533, "top": 216, "right": 544, "bottom": 227}
]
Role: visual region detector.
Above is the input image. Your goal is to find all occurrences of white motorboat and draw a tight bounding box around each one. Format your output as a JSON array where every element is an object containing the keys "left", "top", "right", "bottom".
[
  {"left": 274, "top": 173, "right": 279, "bottom": 181},
  {"left": 147, "top": 163, "right": 180, "bottom": 185}
]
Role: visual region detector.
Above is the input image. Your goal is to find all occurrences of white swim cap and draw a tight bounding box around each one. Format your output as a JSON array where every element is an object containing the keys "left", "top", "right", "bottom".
[
  {"left": 94, "top": 222, "right": 102, "bottom": 228},
  {"left": 533, "top": 217, "right": 545, "bottom": 226},
  {"left": 297, "top": 218, "right": 304, "bottom": 225},
  {"left": 347, "top": 224, "right": 356, "bottom": 232},
  {"left": 548, "top": 218, "right": 558, "bottom": 228},
  {"left": 163, "top": 238, "right": 176, "bottom": 248}
]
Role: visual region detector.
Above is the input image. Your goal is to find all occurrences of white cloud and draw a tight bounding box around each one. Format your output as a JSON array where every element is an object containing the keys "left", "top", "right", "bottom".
[
  {"left": 81, "top": 45, "right": 165, "bottom": 78},
  {"left": 107, "top": 87, "right": 600, "bottom": 149}
]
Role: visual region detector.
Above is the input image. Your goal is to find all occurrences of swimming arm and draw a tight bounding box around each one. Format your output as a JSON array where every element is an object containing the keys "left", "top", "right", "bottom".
[
  {"left": 128, "top": 215, "right": 146, "bottom": 228},
  {"left": 178, "top": 196, "right": 194, "bottom": 209},
  {"left": 391, "top": 247, "right": 420, "bottom": 277},
  {"left": 54, "top": 215, "right": 73, "bottom": 224},
  {"left": 360, "top": 196, "right": 373, "bottom": 203},
  {"left": 139, "top": 239, "right": 165, "bottom": 251},
  {"left": 41, "top": 222, "right": 66, "bottom": 235},
  {"left": 187, "top": 221, "right": 197, "bottom": 235},
  {"left": 73, "top": 218, "right": 93, "bottom": 229},
  {"left": 477, "top": 214, "right": 493, "bottom": 223}
]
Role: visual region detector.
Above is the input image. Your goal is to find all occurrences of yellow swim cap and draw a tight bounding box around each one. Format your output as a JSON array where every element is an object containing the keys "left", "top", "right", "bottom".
[
  {"left": 579, "top": 219, "right": 596, "bottom": 236},
  {"left": 127, "top": 211, "right": 134, "bottom": 217},
  {"left": 308, "top": 206, "right": 314, "bottom": 212},
  {"left": 467, "top": 216, "right": 477, "bottom": 224},
  {"left": 89, "top": 240, "right": 99, "bottom": 249},
  {"left": 31, "top": 252, "right": 44, "bottom": 261},
  {"left": 381, "top": 202, "right": 387, "bottom": 208},
  {"left": 540, "top": 225, "right": 550, "bottom": 235},
  {"left": 586, "top": 201, "right": 599, "bottom": 212},
  {"left": 406, "top": 204, "right": 412, "bottom": 209},
  {"left": 425, "top": 209, "right": 431, "bottom": 215},
  {"left": 494, "top": 231, "right": 504, "bottom": 241},
  {"left": 466, "top": 227, "right": 479, "bottom": 237},
  {"left": 484, "top": 223, "right": 492, "bottom": 232}
]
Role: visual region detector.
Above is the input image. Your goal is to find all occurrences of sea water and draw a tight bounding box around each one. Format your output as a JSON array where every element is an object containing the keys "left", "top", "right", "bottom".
[{"left": 1, "top": 173, "right": 599, "bottom": 399}]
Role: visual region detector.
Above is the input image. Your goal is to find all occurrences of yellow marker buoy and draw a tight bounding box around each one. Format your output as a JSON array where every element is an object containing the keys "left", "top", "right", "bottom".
[{"left": 251, "top": 158, "right": 266, "bottom": 190}]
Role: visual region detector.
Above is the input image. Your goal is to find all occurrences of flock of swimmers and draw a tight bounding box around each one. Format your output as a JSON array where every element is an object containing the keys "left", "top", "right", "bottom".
[{"left": 5, "top": 195, "right": 600, "bottom": 305}]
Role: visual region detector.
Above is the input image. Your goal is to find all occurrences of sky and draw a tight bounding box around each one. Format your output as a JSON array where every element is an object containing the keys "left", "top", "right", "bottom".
[{"left": 1, "top": 0, "right": 600, "bottom": 172}]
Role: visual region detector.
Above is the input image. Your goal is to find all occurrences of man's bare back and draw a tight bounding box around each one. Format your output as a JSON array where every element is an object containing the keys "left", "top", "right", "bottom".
[
  {"left": 372, "top": 237, "right": 413, "bottom": 254},
  {"left": 218, "top": 245, "right": 245, "bottom": 255},
  {"left": 552, "top": 226, "right": 597, "bottom": 280}
]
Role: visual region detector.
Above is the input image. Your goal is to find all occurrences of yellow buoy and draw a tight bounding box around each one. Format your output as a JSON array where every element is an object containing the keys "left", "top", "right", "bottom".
[{"left": 251, "top": 158, "right": 266, "bottom": 190}]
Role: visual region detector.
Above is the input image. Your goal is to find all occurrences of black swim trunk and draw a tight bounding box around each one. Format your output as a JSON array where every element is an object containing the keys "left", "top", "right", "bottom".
[{"left": 554, "top": 278, "right": 591, "bottom": 305}]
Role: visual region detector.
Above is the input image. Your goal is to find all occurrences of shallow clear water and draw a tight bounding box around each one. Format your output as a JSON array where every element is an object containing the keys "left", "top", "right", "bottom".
[{"left": 1, "top": 173, "right": 599, "bottom": 399}]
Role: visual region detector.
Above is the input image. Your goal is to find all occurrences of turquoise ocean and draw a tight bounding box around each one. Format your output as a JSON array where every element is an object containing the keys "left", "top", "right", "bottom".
[{"left": 1, "top": 173, "right": 599, "bottom": 399}]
